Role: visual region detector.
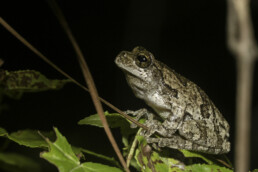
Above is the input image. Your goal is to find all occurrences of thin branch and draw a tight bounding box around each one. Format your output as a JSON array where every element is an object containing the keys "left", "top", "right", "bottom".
[
  {"left": 2, "top": 11, "right": 131, "bottom": 169},
  {"left": 126, "top": 128, "right": 142, "bottom": 167},
  {"left": 46, "top": 1, "right": 129, "bottom": 170},
  {"left": 227, "top": 0, "right": 258, "bottom": 171}
]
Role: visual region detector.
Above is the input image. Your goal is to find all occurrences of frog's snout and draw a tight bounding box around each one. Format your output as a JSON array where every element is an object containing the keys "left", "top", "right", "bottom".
[
  {"left": 117, "top": 51, "right": 127, "bottom": 59},
  {"left": 115, "top": 51, "right": 127, "bottom": 65}
]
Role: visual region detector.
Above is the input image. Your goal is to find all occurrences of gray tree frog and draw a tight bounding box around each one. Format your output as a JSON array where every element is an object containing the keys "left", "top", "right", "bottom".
[{"left": 115, "top": 46, "right": 230, "bottom": 154}]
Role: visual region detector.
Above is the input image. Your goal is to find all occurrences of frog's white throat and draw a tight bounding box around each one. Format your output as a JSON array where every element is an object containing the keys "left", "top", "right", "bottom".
[{"left": 125, "top": 73, "right": 157, "bottom": 99}]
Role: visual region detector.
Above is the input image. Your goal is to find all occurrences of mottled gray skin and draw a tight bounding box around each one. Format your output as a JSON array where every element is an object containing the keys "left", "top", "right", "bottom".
[{"left": 115, "top": 46, "right": 230, "bottom": 154}]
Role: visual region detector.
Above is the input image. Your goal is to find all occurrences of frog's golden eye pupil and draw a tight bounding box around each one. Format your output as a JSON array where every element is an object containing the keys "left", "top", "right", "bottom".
[{"left": 137, "top": 55, "right": 147, "bottom": 62}]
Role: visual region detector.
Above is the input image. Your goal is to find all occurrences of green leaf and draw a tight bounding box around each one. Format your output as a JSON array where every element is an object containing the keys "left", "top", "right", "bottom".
[
  {"left": 71, "top": 146, "right": 85, "bottom": 160},
  {"left": 78, "top": 112, "right": 136, "bottom": 136},
  {"left": 76, "top": 162, "right": 122, "bottom": 172},
  {"left": 8, "top": 130, "right": 54, "bottom": 148},
  {"left": 0, "top": 152, "right": 41, "bottom": 172},
  {"left": 40, "top": 127, "right": 122, "bottom": 172},
  {"left": 135, "top": 136, "right": 184, "bottom": 172},
  {"left": 0, "top": 70, "right": 71, "bottom": 99},
  {"left": 0, "top": 127, "right": 7, "bottom": 136},
  {"left": 78, "top": 112, "right": 106, "bottom": 127},
  {"left": 40, "top": 127, "right": 80, "bottom": 171},
  {"left": 1, "top": 128, "right": 120, "bottom": 169},
  {"left": 185, "top": 164, "right": 233, "bottom": 172},
  {"left": 179, "top": 149, "right": 213, "bottom": 165},
  {"left": 78, "top": 112, "right": 123, "bottom": 128},
  {"left": 79, "top": 111, "right": 138, "bottom": 158},
  {"left": 71, "top": 146, "right": 121, "bottom": 168},
  {"left": 79, "top": 147, "right": 120, "bottom": 168},
  {"left": 0, "top": 128, "right": 54, "bottom": 148}
]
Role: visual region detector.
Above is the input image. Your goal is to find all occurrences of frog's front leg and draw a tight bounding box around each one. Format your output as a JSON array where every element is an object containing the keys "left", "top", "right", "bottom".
[
  {"left": 144, "top": 106, "right": 185, "bottom": 138},
  {"left": 125, "top": 108, "right": 154, "bottom": 128}
]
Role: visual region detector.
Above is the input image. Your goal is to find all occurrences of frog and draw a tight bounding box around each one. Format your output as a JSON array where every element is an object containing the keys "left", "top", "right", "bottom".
[{"left": 115, "top": 46, "right": 230, "bottom": 154}]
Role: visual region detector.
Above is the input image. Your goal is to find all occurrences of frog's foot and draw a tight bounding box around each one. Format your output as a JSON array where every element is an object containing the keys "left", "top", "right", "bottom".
[
  {"left": 142, "top": 119, "right": 165, "bottom": 137},
  {"left": 142, "top": 119, "right": 177, "bottom": 137},
  {"left": 124, "top": 108, "right": 153, "bottom": 128},
  {"left": 149, "top": 142, "right": 161, "bottom": 151},
  {"left": 146, "top": 137, "right": 223, "bottom": 154}
]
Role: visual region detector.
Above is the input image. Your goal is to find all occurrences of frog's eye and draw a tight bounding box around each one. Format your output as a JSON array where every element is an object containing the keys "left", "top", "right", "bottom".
[{"left": 135, "top": 54, "right": 152, "bottom": 68}]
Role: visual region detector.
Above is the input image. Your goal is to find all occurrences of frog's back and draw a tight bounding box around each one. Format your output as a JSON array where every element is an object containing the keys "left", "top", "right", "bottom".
[{"left": 156, "top": 61, "right": 229, "bottom": 131}]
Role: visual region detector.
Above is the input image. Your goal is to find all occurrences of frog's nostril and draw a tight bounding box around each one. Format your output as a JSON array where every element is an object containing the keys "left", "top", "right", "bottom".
[{"left": 119, "top": 51, "right": 127, "bottom": 57}]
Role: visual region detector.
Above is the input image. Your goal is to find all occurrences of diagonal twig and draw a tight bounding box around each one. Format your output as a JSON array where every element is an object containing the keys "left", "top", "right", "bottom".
[
  {"left": 0, "top": 17, "right": 147, "bottom": 130},
  {"left": 46, "top": 1, "right": 129, "bottom": 170}
]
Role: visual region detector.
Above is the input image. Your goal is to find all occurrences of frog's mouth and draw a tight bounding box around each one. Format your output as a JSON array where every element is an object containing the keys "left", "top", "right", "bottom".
[
  {"left": 125, "top": 73, "right": 145, "bottom": 85},
  {"left": 124, "top": 68, "right": 143, "bottom": 79},
  {"left": 125, "top": 73, "right": 147, "bottom": 97}
]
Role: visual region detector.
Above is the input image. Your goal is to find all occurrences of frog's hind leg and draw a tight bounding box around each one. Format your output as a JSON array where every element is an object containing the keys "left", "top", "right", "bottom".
[
  {"left": 146, "top": 136, "right": 224, "bottom": 154},
  {"left": 178, "top": 120, "right": 230, "bottom": 153}
]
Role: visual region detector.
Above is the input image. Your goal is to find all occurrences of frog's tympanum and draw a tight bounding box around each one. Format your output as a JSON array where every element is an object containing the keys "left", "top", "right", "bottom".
[{"left": 115, "top": 46, "right": 230, "bottom": 154}]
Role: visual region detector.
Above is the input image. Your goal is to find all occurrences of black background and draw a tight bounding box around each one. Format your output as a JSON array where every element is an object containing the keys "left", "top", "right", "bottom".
[{"left": 1, "top": 0, "right": 258, "bottom": 171}]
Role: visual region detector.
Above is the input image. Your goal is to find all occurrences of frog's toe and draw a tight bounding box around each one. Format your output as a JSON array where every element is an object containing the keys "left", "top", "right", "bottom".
[
  {"left": 124, "top": 110, "right": 135, "bottom": 115},
  {"left": 130, "top": 123, "right": 137, "bottom": 128},
  {"left": 151, "top": 143, "right": 161, "bottom": 151},
  {"left": 144, "top": 126, "right": 157, "bottom": 137}
]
